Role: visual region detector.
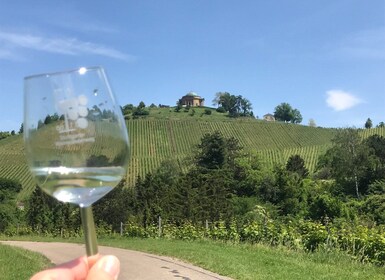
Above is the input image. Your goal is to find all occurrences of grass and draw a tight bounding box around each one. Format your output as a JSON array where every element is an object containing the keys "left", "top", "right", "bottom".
[
  {"left": 0, "top": 243, "right": 51, "bottom": 280},
  {"left": 98, "top": 238, "right": 385, "bottom": 280},
  {"left": 4, "top": 235, "right": 385, "bottom": 280},
  {"left": 145, "top": 106, "right": 231, "bottom": 120}
]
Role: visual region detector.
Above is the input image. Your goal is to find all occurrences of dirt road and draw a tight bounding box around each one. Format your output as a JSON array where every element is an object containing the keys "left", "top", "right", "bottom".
[{"left": 1, "top": 240, "right": 233, "bottom": 280}]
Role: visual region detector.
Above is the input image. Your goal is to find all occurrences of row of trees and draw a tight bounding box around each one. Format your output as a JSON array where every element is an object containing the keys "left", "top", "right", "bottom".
[
  {"left": 364, "top": 118, "right": 385, "bottom": 129},
  {"left": 0, "top": 131, "right": 16, "bottom": 140},
  {"left": 121, "top": 93, "right": 303, "bottom": 123},
  {"left": 3, "top": 97, "right": 385, "bottom": 139},
  {"left": 210, "top": 93, "right": 303, "bottom": 122},
  {"left": 317, "top": 129, "right": 385, "bottom": 199},
  {"left": 17, "top": 129, "right": 385, "bottom": 235}
]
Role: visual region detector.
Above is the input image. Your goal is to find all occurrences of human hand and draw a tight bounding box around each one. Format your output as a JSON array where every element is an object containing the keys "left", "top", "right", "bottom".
[{"left": 30, "top": 254, "right": 120, "bottom": 280}]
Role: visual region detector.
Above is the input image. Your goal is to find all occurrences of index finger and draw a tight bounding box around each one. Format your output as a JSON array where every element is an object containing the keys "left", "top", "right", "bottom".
[{"left": 31, "top": 255, "right": 102, "bottom": 280}]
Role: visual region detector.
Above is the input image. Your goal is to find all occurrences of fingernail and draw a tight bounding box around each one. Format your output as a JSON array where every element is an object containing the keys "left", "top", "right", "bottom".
[{"left": 98, "top": 255, "right": 120, "bottom": 280}]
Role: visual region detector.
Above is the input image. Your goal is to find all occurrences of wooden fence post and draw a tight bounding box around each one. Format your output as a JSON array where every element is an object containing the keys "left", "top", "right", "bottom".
[{"left": 158, "top": 216, "right": 162, "bottom": 238}]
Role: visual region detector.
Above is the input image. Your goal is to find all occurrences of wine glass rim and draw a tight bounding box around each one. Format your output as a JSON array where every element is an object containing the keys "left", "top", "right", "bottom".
[{"left": 24, "top": 66, "right": 104, "bottom": 80}]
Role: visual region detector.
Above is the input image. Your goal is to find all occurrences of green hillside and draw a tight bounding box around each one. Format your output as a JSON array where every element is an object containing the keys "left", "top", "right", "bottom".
[{"left": 1, "top": 108, "right": 384, "bottom": 200}]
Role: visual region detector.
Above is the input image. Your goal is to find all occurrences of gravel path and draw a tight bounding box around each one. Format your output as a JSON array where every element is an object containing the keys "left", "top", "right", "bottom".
[{"left": 1, "top": 240, "right": 233, "bottom": 280}]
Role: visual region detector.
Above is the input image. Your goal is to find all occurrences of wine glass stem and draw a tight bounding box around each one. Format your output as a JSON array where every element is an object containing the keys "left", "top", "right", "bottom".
[{"left": 80, "top": 206, "right": 98, "bottom": 256}]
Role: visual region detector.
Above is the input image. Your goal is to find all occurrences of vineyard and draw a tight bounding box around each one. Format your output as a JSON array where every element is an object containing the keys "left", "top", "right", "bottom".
[
  {"left": 1, "top": 116, "right": 384, "bottom": 200},
  {"left": 127, "top": 118, "right": 339, "bottom": 185}
]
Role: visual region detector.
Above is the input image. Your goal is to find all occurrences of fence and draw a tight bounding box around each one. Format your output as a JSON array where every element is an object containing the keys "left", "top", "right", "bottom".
[{"left": 119, "top": 216, "right": 211, "bottom": 237}]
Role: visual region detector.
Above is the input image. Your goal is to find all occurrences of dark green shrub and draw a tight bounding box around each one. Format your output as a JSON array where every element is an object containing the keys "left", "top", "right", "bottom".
[
  {"left": 308, "top": 194, "right": 344, "bottom": 221},
  {"left": 216, "top": 106, "right": 226, "bottom": 113},
  {"left": 204, "top": 109, "right": 212, "bottom": 115},
  {"left": 361, "top": 194, "right": 385, "bottom": 224}
]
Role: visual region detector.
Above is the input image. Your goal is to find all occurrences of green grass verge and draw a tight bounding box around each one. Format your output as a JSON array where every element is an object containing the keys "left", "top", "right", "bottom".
[
  {"left": 6, "top": 235, "right": 383, "bottom": 280},
  {"left": 0, "top": 237, "right": 385, "bottom": 280},
  {"left": 97, "top": 237, "right": 385, "bottom": 280},
  {"left": 0, "top": 243, "right": 51, "bottom": 280}
]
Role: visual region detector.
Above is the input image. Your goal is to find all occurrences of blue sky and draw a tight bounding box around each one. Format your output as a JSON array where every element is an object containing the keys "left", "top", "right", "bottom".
[{"left": 0, "top": 0, "right": 384, "bottom": 131}]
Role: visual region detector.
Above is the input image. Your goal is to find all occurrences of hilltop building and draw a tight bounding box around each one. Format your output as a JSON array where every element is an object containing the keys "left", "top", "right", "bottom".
[
  {"left": 263, "top": 113, "right": 275, "bottom": 122},
  {"left": 180, "top": 92, "right": 204, "bottom": 107}
]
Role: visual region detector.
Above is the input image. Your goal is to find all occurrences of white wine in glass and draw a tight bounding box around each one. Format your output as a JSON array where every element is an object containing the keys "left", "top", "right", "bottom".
[{"left": 24, "top": 66, "right": 129, "bottom": 256}]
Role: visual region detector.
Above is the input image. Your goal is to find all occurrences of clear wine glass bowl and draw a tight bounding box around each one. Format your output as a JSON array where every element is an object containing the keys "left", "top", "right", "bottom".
[{"left": 24, "top": 66, "right": 129, "bottom": 255}]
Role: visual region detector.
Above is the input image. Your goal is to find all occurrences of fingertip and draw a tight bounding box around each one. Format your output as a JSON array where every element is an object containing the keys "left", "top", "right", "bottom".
[{"left": 87, "top": 255, "right": 120, "bottom": 280}]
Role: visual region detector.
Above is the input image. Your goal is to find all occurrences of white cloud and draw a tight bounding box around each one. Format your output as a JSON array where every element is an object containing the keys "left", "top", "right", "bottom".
[
  {"left": 326, "top": 90, "right": 363, "bottom": 111},
  {"left": 0, "top": 30, "right": 133, "bottom": 61}
]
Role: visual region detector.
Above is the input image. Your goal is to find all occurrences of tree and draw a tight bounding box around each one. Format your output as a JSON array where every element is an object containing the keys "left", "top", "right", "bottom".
[
  {"left": 0, "top": 178, "right": 22, "bottom": 232},
  {"left": 44, "top": 115, "right": 52, "bottom": 125},
  {"left": 363, "top": 134, "right": 385, "bottom": 180},
  {"left": 261, "top": 165, "right": 305, "bottom": 215},
  {"left": 180, "top": 131, "right": 242, "bottom": 222},
  {"left": 213, "top": 92, "right": 235, "bottom": 113},
  {"left": 377, "top": 122, "right": 385, "bottom": 128},
  {"left": 173, "top": 172, "right": 199, "bottom": 223},
  {"left": 213, "top": 92, "right": 253, "bottom": 118},
  {"left": 196, "top": 131, "right": 227, "bottom": 169},
  {"left": 227, "top": 95, "right": 240, "bottom": 117},
  {"left": 317, "top": 132, "right": 385, "bottom": 198},
  {"left": 291, "top": 109, "right": 303, "bottom": 124},
  {"left": 365, "top": 118, "right": 373, "bottom": 129},
  {"left": 133, "top": 161, "right": 183, "bottom": 226},
  {"left": 122, "top": 104, "right": 134, "bottom": 116},
  {"left": 238, "top": 96, "right": 253, "bottom": 117},
  {"left": 26, "top": 187, "right": 81, "bottom": 233},
  {"left": 308, "top": 193, "right": 344, "bottom": 221},
  {"left": 274, "top": 103, "right": 302, "bottom": 124},
  {"left": 93, "top": 180, "right": 133, "bottom": 231},
  {"left": 195, "top": 131, "right": 242, "bottom": 170},
  {"left": 133, "top": 101, "right": 149, "bottom": 117},
  {"left": 174, "top": 99, "right": 183, "bottom": 112},
  {"left": 194, "top": 169, "right": 234, "bottom": 222},
  {"left": 273, "top": 103, "right": 292, "bottom": 122},
  {"left": 320, "top": 129, "right": 371, "bottom": 198},
  {"left": 286, "top": 154, "right": 308, "bottom": 178},
  {"left": 212, "top": 92, "right": 231, "bottom": 109},
  {"left": 18, "top": 123, "right": 24, "bottom": 134},
  {"left": 138, "top": 101, "right": 146, "bottom": 109},
  {"left": 362, "top": 194, "right": 385, "bottom": 224},
  {"left": 233, "top": 153, "right": 265, "bottom": 197}
]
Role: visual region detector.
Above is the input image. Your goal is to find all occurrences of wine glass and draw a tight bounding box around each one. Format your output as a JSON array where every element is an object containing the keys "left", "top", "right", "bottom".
[{"left": 24, "top": 66, "right": 129, "bottom": 256}]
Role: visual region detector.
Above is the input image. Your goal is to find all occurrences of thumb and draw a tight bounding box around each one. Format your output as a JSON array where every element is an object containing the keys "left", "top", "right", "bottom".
[{"left": 86, "top": 255, "right": 120, "bottom": 280}]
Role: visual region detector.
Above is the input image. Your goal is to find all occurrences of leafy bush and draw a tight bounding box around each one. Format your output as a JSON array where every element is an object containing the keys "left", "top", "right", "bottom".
[
  {"left": 204, "top": 109, "right": 212, "bottom": 115},
  {"left": 124, "top": 223, "right": 148, "bottom": 238},
  {"left": 361, "top": 195, "right": 385, "bottom": 224},
  {"left": 216, "top": 106, "right": 226, "bottom": 113},
  {"left": 368, "top": 180, "right": 385, "bottom": 195},
  {"left": 308, "top": 194, "right": 344, "bottom": 221},
  {"left": 298, "top": 220, "right": 328, "bottom": 251},
  {"left": 132, "top": 109, "right": 149, "bottom": 117}
]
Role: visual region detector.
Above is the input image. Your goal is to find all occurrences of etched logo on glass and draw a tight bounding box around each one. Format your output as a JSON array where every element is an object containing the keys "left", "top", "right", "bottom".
[{"left": 55, "top": 91, "right": 95, "bottom": 146}]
